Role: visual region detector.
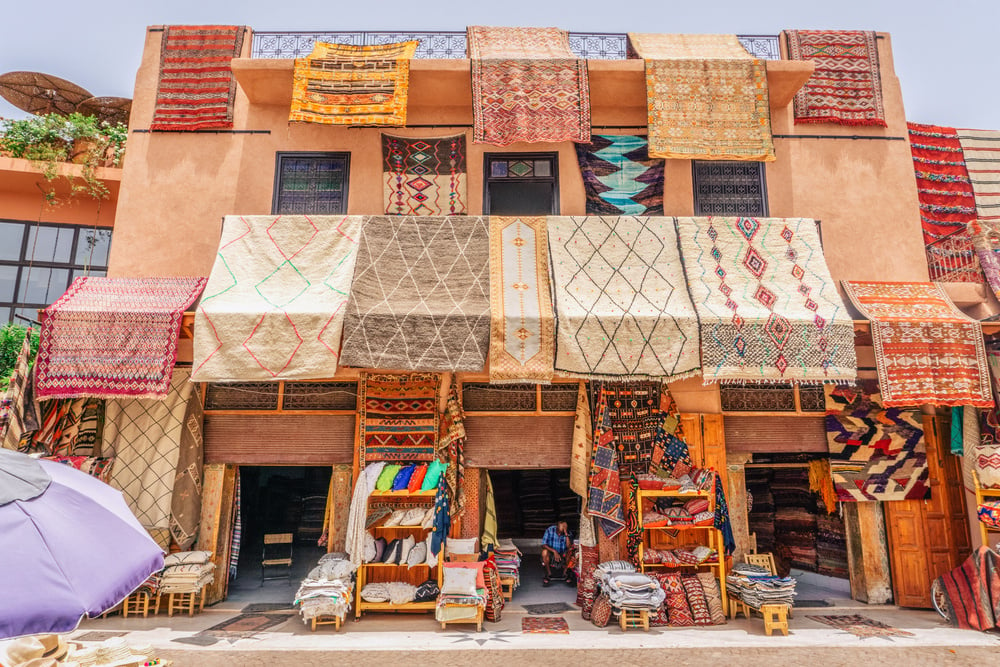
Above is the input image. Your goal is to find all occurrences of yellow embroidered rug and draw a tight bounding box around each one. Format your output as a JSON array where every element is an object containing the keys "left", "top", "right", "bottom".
[
  {"left": 290, "top": 40, "right": 418, "bottom": 126},
  {"left": 628, "top": 34, "right": 774, "bottom": 162},
  {"left": 488, "top": 216, "right": 555, "bottom": 383}
]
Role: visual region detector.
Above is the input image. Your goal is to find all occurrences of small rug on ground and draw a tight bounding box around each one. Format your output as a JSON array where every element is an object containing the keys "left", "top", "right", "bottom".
[
  {"left": 806, "top": 614, "right": 914, "bottom": 639},
  {"left": 522, "top": 616, "right": 570, "bottom": 634},
  {"left": 522, "top": 602, "right": 574, "bottom": 615},
  {"left": 241, "top": 602, "right": 296, "bottom": 613},
  {"left": 204, "top": 613, "right": 295, "bottom": 634}
]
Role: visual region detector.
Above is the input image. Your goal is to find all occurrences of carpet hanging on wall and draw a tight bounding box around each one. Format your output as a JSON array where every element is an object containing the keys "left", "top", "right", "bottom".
[
  {"left": 627, "top": 33, "right": 774, "bottom": 162},
  {"left": 676, "top": 216, "right": 857, "bottom": 383},
  {"left": 843, "top": 280, "right": 993, "bottom": 408},
  {"left": 1, "top": 333, "right": 39, "bottom": 451},
  {"left": 289, "top": 40, "right": 418, "bottom": 126},
  {"left": 587, "top": 387, "right": 625, "bottom": 537},
  {"left": 488, "top": 216, "right": 555, "bottom": 383},
  {"left": 382, "top": 134, "right": 467, "bottom": 216},
  {"left": 437, "top": 378, "right": 466, "bottom": 518},
  {"left": 959, "top": 129, "right": 1000, "bottom": 298},
  {"left": 467, "top": 26, "right": 590, "bottom": 145},
  {"left": 359, "top": 372, "right": 440, "bottom": 467},
  {"left": 574, "top": 135, "right": 664, "bottom": 215},
  {"left": 907, "top": 123, "right": 981, "bottom": 283},
  {"left": 340, "top": 216, "right": 490, "bottom": 371},
  {"left": 35, "top": 276, "right": 206, "bottom": 400},
  {"left": 975, "top": 347, "right": 1000, "bottom": 488},
  {"left": 824, "top": 380, "right": 929, "bottom": 502},
  {"left": 149, "top": 25, "right": 247, "bottom": 131},
  {"left": 784, "top": 30, "right": 886, "bottom": 127},
  {"left": 192, "top": 215, "right": 363, "bottom": 382},
  {"left": 548, "top": 216, "right": 701, "bottom": 380}
]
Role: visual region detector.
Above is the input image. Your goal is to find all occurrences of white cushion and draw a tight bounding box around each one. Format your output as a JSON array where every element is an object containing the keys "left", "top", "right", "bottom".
[
  {"left": 421, "top": 506, "right": 435, "bottom": 529},
  {"left": 163, "top": 550, "right": 212, "bottom": 567},
  {"left": 425, "top": 538, "right": 439, "bottom": 567},
  {"left": 382, "top": 509, "right": 407, "bottom": 527},
  {"left": 446, "top": 537, "right": 478, "bottom": 555},
  {"left": 362, "top": 532, "right": 376, "bottom": 563},
  {"left": 400, "top": 508, "right": 426, "bottom": 526},
  {"left": 399, "top": 535, "right": 416, "bottom": 564},
  {"left": 441, "top": 567, "right": 478, "bottom": 596},
  {"left": 407, "top": 541, "right": 427, "bottom": 567}
]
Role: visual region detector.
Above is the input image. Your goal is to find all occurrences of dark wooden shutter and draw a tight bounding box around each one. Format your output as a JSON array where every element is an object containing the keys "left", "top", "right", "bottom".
[
  {"left": 723, "top": 416, "right": 827, "bottom": 453},
  {"left": 464, "top": 416, "right": 574, "bottom": 468},
  {"left": 204, "top": 414, "right": 355, "bottom": 464}
]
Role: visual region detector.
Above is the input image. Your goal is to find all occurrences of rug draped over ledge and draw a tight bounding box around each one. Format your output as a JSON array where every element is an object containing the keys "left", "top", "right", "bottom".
[
  {"left": 575, "top": 135, "right": 664, "bottom": 215},
  {"left": 340, "top": 216, "right": 490, "bottom": 371},
  {"left": 150, "top": 25, "right": 246, "bottom": 131},
  {"left": 960, "top": 129, "right": 1000, "bottom": 298},
  {"left": 548, "top": 215, "right": 700, "bottom": 380},
  {"left": 192, "top": 215, "right": 363, "bottom": 382},
  {"left": 382, "top": 134, "right": 468, "bottom": 216},
  {"left": 628, "top": 33, "right": 774, "bottom": 162},
  {"left": 289, "top": 40, "right": 417, "bottom": 126},
  {"left": 35, "top": 276, "right": 205, "bottom": 400},
  {"left": 784, "top": 29, "right": 886, "bottom": 127},
  {"left": 488, "top": 216, "right": 555, "bottom": 383},
  {"left": 467, "top": 26, "right": 590, "bottom": 145},
  {"left": 676, "top": 217, "right": 856, "bottom": 383},
  {"left": 824, "top": 380, "right": 929, "bottom": 502},
  {"left": 842, "top": 280, "right": 992, "bottom": 407}
]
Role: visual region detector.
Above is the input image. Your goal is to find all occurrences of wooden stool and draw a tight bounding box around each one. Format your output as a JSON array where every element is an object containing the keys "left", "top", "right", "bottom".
[
  {"left": 760, "top": 603, "right": 789, "bottom": 636},
  {"left": 167, "top": 589, "right": 203, "bottom": 617},
  {"left": 500, "top": 578, "right": 515, "bottom": 601},
  {"left": 728, "top": 594, "right": 750, "bottom": 620},
  {"left": 310, "top": 615, "right": 343, "bottom": 631},
  {"left": 619, "top": 608, "right": 649, "bottom": 632},
  {"left": 439, "top": 605, "right": 484, "bottom": 632},
  {"left": 123, "top": 592, "right": 150, "bottom": 618}
]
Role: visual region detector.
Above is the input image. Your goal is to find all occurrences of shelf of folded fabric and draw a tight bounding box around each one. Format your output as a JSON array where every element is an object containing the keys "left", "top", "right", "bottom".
[
  {"left": 974, "top": 471, "right": 1000, "bottom": 547},
  {"left": 369, "top": 489, "right": 436, "bottom": 498}
]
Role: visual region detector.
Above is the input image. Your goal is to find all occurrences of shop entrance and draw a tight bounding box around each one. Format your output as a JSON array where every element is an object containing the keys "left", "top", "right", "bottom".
[
  {"left": 745, "top": 455, "right": 851, "bottom": 604},
  {"left": 489, "top": 468, "right": 580, "bottom": 605},
  {"left": 227, "top": 465, "right": 331, "bottom": 604}
]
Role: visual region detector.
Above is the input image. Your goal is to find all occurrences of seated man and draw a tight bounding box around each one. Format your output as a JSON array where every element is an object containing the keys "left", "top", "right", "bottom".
[{"left": 541, "top": 520, "right": 576, "bottom": 586}]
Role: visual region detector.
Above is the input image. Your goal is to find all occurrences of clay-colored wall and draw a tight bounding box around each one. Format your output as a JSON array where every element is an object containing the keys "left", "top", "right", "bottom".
[{"left": 0, "top": 158, "right": 118, "bottom": 227}]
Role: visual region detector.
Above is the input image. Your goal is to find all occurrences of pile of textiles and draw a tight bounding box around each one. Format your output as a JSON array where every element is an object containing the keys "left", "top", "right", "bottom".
[
  {"left": 816, "top": 498, "right": 849, "bottom": 579},
  {"left": 294, "top": 553, "right": 356, "bottom": 622},
  {"left": 362, "top": 528, "right": 437, "bottom": 566},
  {"left": 642, "top": 546, "right": 718, "bottom": 567},
  {"left": 518, "top": 470, "right": 557, "bottom": 534},
  {"left": 726, "top": 563, "right": 796, "bottom": 608},
  {"left": 436, "top": 562, "right": 487, "bottom": 622},
  {"left": 39, "top": 454, "right": 114, "bottom": 482},
  {"left": 602, "top": 572, "right": 666, "bottom": 610},
  {"left": 746, "top": 467, "right": 775, "bottom": 553},
  {"left": 644, "top": 497, "right": 715, "bottom": 527},
  {"left": 978, "top": 500, "right": 1000, "bottom": 529},
  {"left": 494, "top": 539, "right": 522, "bottom": 589},
  {"left": 647, "top": 571, "right": 727, "bottom": 627},
  {"left": 373, "top": 460, "right": 447, "bottom": 494},
  {"left": 361, "top": 580, "right": 440, "bottom": 605},
  {"left": 772, "top": 467, "right": 818, "bottom": 572},
  {"left": 158, "top": 550, "right": 215, "bottom": 593}
]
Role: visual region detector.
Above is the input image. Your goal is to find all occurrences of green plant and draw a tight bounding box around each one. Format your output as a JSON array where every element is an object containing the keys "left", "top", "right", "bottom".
[
  {"left": 0, "top": 112, "right": 127, "bottom": 204},
  {"left": 0, "top": 323, "right": 39, "bottom": 392}
]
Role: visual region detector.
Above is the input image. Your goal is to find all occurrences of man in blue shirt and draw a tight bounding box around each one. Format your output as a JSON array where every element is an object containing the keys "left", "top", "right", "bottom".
[{"left": 541, "top": 520, "right": 576, "bottom": 586}]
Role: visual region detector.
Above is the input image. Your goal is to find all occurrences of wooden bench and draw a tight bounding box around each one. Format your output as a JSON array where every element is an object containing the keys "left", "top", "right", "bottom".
[
  {"left": 618, "top": 609, "right": 650, "bottom": 632},
  {"left": 761, "top": 603, "right": 789, "bottom": 636},
  {"left": 500, "top": 577, "right": 516, "bottom": 601}
]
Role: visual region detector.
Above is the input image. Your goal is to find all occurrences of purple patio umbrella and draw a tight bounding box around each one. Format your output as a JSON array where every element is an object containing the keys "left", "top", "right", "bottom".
[{"left": 0, "top": 449, "right": 164, "bottom": 639}]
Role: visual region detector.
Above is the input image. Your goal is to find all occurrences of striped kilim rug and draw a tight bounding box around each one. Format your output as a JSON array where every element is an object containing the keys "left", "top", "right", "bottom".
[
  {"left": 676, "top": 217, "right": 856, "bottom": 383},
  {"left": 382, "top": 134, "right": 467, "bottom": 216},
  {"left": 35, "top": 277, "right": 206, "bottom": 400},
  {"left": 290, "top": 41, "right": 418, "bottom": 125},
  {"left": 785, "top": 30, "right": 886, "bottom": 127},
  {"left": 628, "top": 33, "right": 774, "bottom": 162},
  {"left": 843, "top": 281, "right": 993, "bottom": 408},
  {"left": 150, "top": 25, "right": 246, "bottom": 131},
  {"left": 468, "top": 26, "right": 590, "bottom": 145},
  {"left": 359, "top": 372, "right": 439, "bottom": 465},
  {"left": 959, "top": 129, "right": 1000, "bottom": 298},
  {"left": 907, "top": 123, "right": 981, "bottom": 282}
]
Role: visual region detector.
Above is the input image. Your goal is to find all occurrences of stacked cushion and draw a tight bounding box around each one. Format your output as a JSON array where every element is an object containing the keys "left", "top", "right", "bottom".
[
  {"left": 375, "top": 464, "right": 401, "bottom": 491},
  {"left": 392, "top": 465, "right": 416, "bottom": 491},
  {"left": 407, "top": 465, "right": 428, "bottom": 491},
  {"left": 422, "top": 460, "right": 447, "bottom": 490}
]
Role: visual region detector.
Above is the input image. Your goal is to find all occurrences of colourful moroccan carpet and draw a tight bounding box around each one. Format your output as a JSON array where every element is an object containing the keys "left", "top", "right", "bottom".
[
  {"left": 628, "top": 33, "right": 774, "bottom": 161},
  {"left": 521, "top": 616, "right": 570, "bottom": 634},
  {"left": 170, "top": 385, "right": 204, "bottom": 550},
  {"left": 35, "top": 276, "right": 205, "bottom": 400},
  {"left": 570, "top": 381, "right": 592, "bottom": 497},
  {"left": 975, "top": 348, "right": 1000, "bottom": 488},
  {"left": 467, "top": 26, "right": 590, "bottom": 145},
  {"left": 587, "top": 387, "right": 625, "bottom": 536},
  {"left": 382, "top": 134, "right": 467, "bottom": 216},
  {"left": 806, "top": 614, "right": 914, "bottom": 639},
  {"left": 959, "top": 129, "right": 1000, "bottom": 297},
  {"left": 359, "top": 372, "right": 439, "bottom": 466},
  {"left": 824, "top": 380, "right": 929, "bottom": 501},
  {"left": 289, "top": 41, "right": 418, "bottom": 126},
  {"left": 907, "top": 123, "right": 981, "bottom": 282},
  {"left": 149, "top": 25, "right": 246, "bottom": 131},
  {"left": 437, "top": 378, "right": 466, "bottom": 518},
  {"left": 39, "top": 455, "right": 114, "bottom": 482},
  {"left": 785, "top": 30, "right": 886, "bottom": 127},
  {"left": 340, "top": 216, "right": 490, "bottom": 371},
  {"left": 192, "top": 215, "right": 363, "bottom": 382},
  {"left": 843, "top": 281, "right": 992, "bottom": 407},
  {"left": 0, "top": 333, "right": 38, "bottom": 451},
  {"left": 676, "top": 216, "right": 857, "bottom": 383},
  {"left": 488, "top": 216, "right": 555, "bottom": 383},
  {"left": 548, "top": 216, "right": 701, "bottom": 380},
  {"left": 574, "top": 135, "right": 664, "bottom": 215},
  {"left": 934, "top": 546, "right": 1000, "bottom": 631},
  {"left": 601, "top": 381, "right": 662, "bottom": 478}
]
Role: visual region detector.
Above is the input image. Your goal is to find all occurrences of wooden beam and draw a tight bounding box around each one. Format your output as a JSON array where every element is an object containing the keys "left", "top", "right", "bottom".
[{"left": 843, "top": 502, "right": 893, "bottom": 604}]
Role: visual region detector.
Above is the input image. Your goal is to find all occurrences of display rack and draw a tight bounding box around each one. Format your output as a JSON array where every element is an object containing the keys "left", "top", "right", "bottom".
[
  {"left": 636, "top": 479, "right": 727, "bottom": 615},
  {"left": 975, "top": 471, "right": 1000, "bottom": 548},
  {"left": 355, "top": 489, "right": 441, "bottom": 619}
]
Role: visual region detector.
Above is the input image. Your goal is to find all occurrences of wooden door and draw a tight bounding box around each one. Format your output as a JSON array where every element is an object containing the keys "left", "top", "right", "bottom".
[{"left": 885, "top": 414, "right": 970, "bottom": 607}]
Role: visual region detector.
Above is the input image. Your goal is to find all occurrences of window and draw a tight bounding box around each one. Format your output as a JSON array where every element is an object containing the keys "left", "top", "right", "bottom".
[
  {"left": 720, "top": 382, "right": 826, "bottom": 413},
  {"left": 483, "top": 153, "right": 559, "bottom": 215},
  {"left": 461, "top": 382, "right": 577, "bottom": 413},
  {"left": 0, "top": 220, "right": 111, "bottom": 324},
  {"left": 205, "top": 381, "right": 358, "bottom": 412},
  {"left": 272, "top": 153, "right": 350, "bottom": 214},
  {"left": 692, "top": 161, "right": 768, "bottom": 217}
]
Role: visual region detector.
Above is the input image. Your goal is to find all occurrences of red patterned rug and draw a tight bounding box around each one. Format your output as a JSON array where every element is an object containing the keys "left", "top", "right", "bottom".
[
  {"left": 785, "top": 30, "right": 886, "bottom": 127},
  {"left": 843, "top": 281, "right": 992, "bottom": 408},
  {"left": 35, "top": 277, "right": 206, "bottom": 400},
  {"left": 521, "top": 616, "right": 570, "bottom": 634},
  {"left": 359, "top": 372, "right": 440, "bottom": 465},
  {"left": 150, "top": 25, "right": 246, "bottom": 131}
]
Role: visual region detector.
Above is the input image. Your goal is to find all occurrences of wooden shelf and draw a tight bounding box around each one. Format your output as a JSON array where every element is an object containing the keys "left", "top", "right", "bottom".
[{"left": 370, "top": 489, "right": 436, "bottom": 498}]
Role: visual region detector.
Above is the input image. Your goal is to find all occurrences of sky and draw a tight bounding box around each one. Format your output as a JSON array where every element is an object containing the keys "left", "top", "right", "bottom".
[{"left": 0, "top": 0, "right": 998, "bottom": 129}]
